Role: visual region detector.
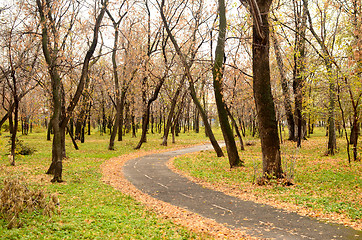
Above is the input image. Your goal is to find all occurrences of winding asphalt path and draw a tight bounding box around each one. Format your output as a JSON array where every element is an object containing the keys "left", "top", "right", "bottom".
[{"left": 123, "top": 144, "right": 361, "bottom": 239}]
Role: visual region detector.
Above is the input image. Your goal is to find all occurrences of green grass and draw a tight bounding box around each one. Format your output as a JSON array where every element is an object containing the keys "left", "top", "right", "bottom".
[
  {"left": 0, "top": 128, "right": 218, "bottom": 239},
  {"left": 174, "top": 127, "right": 362, "bottom": 222}
]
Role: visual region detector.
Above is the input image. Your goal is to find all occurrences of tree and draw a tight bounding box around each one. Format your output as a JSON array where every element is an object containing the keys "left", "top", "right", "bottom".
[
  {"left": 212, "top": 0, "right": 242, "bottom": 167},
  {"left": 36, "top": 0, "right": 108, "bottom": 182},
  {"left": 106, "top": 0, "right": 127, "bottom": 150},
  {"left": 159, "top": 0, "right": 224, "bottom": 157},
  {"left": 247, "top": 0, "right": 283, "bottom": 178},
  {"left": 0, "top": 3, "right": 40, "bottom": 165},
  {"left": 292, "top": 0, "right": 308, "bottom": 147},
  {"left": 304, "top": 0, "right": 338, "bottom": 155},
  {"left": 271, "top": 25, "right": 295, "bottom": 141}
]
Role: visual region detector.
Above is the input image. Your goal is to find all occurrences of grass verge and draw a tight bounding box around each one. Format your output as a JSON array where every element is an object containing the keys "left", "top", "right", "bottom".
[
  {"left": 0, "top": 129, "right": 214, "bottom": 239},
  {"left": 173, "top": 128, "right": 362, "bottom": 229}
]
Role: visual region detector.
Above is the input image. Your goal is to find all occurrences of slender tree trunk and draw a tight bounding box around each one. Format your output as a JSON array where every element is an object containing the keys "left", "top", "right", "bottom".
[
  {"left": 87, "top": 103, "right": 91, "bottom": 135},
  {"left": 109, "top": 40, "right": 121, "bottom": 150},
  {"left": 304, "top": 0, "right": 337, "bottom": 154},
  {"left": 252, "top": 0, "right": 283, "bottom": 178},
  {"left": 159, "top": 0, "right": 224, "bottom": 157},
  {"left": 226, "top": 106, "right": 245, "bottom": 151},
  {"left": 161, "top": 75, "right": 186, "bottom": 146},
  {"left": 293, "top": 0, "right": 308, "bottom": 147},
  {"left": 67, "top": 126, "right": 79, "bottom": 150},
  {"left": 337, "top": 82, "right": 351, "bottom": 164},
  {"left": 131, "top": 114, "right": 136, "bottom": 138},
  {"left": 213, "top": 0, "right": 242, "bottom": 167},
  {"left": 9, "top": 69, "right": 18, "bottom": 166},
  {"left": 327, "top": 63, "right": 337, "bottom": 155},
  {"left": 117, "top": 91, "right": 126, "bottom": 141},
  {"left": 47, "top": 118, "right": 52, "bottom": 141},
  {"left": 271, "top": 29, "right": 295, "bottom": 141},
  {"left": 135, "top": 77, "right": 165, "bottom": 149}
]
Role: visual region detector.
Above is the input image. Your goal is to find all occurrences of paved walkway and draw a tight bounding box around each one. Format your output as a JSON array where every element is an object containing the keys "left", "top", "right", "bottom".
[{"left": 123, "top": 144, "right": 361, "bottom": 239}]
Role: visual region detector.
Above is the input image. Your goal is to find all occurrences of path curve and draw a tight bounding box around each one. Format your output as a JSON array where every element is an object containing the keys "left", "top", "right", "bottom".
[{"left": 123, "top": 143, "right": 361, "bottom": 240}]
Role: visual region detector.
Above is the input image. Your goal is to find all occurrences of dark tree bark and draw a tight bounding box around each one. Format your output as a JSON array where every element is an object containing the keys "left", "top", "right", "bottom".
[
  {"left": 67, "top": 126, "right": 79, "bottom": 150},
  {"left": 135, "top": 76, "right": 166, "bottom": 149},
  {"left": 212, "top": 0, "right": 242, "bottom": 167},
  {"left": 106, "top": 5, "right": 128, "bottom": 148},
  {"left": 251, "top": 0, "right": 283, "bottom": 178},
  {"left": 10, "top": 70, "right": 18, "bottom": 166},
  {"left": 292, "top": 0, "right": 308, "bottom": 147},
  {"left": 37, "top": 0, "right": 108, "bottom": 182},
  {"left": 108, "top": 16, "right": 122, "bottom": 150}
]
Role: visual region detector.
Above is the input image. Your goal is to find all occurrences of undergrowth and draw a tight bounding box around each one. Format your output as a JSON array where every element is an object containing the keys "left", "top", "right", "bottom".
[{"left": 0, "top": 177, "right": 59, "bottom": 229}]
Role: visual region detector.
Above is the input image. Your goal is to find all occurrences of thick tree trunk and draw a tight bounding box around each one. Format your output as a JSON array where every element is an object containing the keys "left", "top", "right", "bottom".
[
  {"left": 46, "top": 71, "right": 63, "bottom": 182},
  {"left": 252, "top": 0, "right": 283, "bottom": 178},
  {"left": 213, "top": 0, "right": 241, "bottom": 167}
]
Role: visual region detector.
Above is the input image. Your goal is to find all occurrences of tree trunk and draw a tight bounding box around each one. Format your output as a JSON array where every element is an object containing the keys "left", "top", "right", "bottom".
[
  {"left": 37, "top": 0, "right": 108, "bottom": 182},
  {"left": 292, "top": 0, "right": 308, "bottom": 147},
  {"left": 46, "top": 71, "right": 63, "bottom": 182},
  {"left": 159, "top": 0, "right": 224, "bottom": 157},
  {"left": 67, "top": 126, "right": 79, "bottom": 150},
  {"left": 161, "top": 75, "right": 186, "bottom": 146},
  {"left": 212, "top": 0, "right": 241, "bottom": 167},
  {"left": 252, "top": 0, "right": 283, "bottom": 178},
  {"left": 327, "top": 63, "right": 337, "bottom": 155},
  {"left": 131, "top": 114, "right": 136, "bottom": 138},
  {"left": 226, "top": 106, "right": 245, "bottom": 151},
  {"left": 10, "top": 100, "right": 18, "bottom": 166},
  {"left": 135, "top": 77, "right": 165, "bottom": 149},
  {"left": 271, "top": 29, "right": 295, "bottom": 141},
  {"left": 109, "top": 23, "right": 121, "bottom": 150},
  {"left": 87, "top": 104, "right": 91, "bottom": 135}
]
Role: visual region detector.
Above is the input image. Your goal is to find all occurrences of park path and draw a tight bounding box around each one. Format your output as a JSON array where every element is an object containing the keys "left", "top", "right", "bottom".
[{"left": 123, "top": 143, "right": 361, "bottom": 240}]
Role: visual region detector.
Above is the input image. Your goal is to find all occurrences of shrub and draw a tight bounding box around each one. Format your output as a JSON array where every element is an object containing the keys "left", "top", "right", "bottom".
[
  {"left": 0, "top": 178, "right": 60, "bottom": 229},
  {"left": 6, "top": 137, "right": 36, "bottom": 156}
]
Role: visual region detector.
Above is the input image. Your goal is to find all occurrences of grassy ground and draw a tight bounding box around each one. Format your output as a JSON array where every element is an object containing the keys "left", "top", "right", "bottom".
[
  {"left": 174, "top": 128, "right": 362, "bottom": 226},
  {"left": 0, "top": 127, "right": 216, "bottom": 239}
]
